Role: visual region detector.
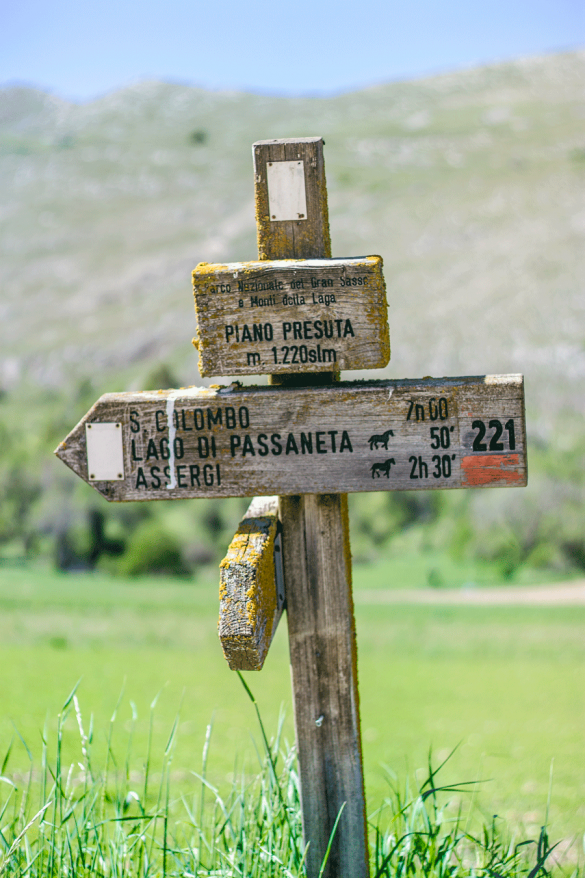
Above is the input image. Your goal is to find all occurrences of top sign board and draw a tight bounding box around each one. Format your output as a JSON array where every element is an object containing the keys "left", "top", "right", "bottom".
[{"left": 192, "top": 256, "right": 389, "bottom": 377}]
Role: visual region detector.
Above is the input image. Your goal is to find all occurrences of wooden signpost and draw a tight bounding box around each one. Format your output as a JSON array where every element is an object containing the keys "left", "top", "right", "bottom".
[
  {"left": 192, "top": 256, "right": 389, "bottom": 375},
  {"left": 55, "top": 136, "right": 527, "bottom": 878}
]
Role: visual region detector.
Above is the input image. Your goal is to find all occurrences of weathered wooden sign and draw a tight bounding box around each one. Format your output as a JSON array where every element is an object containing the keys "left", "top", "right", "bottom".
[
  {"left": 218, "top": 496, "right": 284, "bottom": 671},
  {"left": 192, "top": 256, "right": 389, "bottom": 376},
  {"left": 55, "top": 374, "right": 526, "bottom": 501}
]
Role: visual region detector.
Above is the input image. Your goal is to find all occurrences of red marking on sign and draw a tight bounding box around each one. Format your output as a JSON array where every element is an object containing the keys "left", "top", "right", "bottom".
[{"left": 461, "top": 454, "right": 522, "bottom": 487}]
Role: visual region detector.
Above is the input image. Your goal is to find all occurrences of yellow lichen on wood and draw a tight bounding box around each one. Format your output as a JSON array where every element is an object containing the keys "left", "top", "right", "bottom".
[
  {"left": 191, "top": 254, "right": 390, "bottom": 377},
  {"left": 218, "top": 496, "right": 283, "bottom": 670}
]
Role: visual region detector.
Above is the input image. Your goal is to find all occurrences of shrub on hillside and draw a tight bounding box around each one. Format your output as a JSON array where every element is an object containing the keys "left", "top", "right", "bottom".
[{"left": 116, "top": 520, "right": 191, "bottom": 577}]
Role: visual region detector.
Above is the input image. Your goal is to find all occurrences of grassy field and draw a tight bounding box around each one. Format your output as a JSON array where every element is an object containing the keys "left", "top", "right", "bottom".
[
  {"left": 1, "top": 51, "right": 584, "bottom": 874},
  {"left": 0, "top": 560, "right": 583, "bottom": 863}
]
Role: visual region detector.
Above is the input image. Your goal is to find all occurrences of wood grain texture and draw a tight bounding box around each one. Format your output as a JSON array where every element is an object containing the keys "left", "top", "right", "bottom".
[
  {"left": 218, "top": 496, "right": 284, "bottom": 670},
  {"left": 192, "top": 256, "right": 389, "bottom": 376},
  {"left": 54, "top": 375, "right": 527, "bottom": 502},
  {"left": 253, "top": 138, "right": 331, "bottom": 261},
  {"left": 280, "top": 493, "right": 369, "bottom": 878}
]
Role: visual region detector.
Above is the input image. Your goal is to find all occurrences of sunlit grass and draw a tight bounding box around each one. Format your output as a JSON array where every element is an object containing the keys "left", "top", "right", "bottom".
[
  {"left": 0, "top": 680, "right": 580, "bottom": 877},
  {"left": 0, "top": 563, "right": 584, "bottom": 848}
]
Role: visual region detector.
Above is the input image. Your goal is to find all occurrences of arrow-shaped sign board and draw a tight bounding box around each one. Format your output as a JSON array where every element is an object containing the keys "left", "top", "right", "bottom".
[
  {"left": 55, "top": 374, "right": 526, "bottom": 501},
  {"left": 192, "top": 256, "right": 389, "bottom": 376}
]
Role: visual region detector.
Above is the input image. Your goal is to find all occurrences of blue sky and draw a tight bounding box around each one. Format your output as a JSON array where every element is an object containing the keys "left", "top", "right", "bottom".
[{"left": 2, "top": 0, "right": 584, "bottom": 100}]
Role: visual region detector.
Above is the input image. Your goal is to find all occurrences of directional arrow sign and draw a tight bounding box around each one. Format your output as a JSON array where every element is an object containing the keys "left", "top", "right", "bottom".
[
  {"left": 55, "top": 375, "right": 526, "bottom": 501},
  {"left": 192, "top": 256, "right": 389, "bottom": 376}
]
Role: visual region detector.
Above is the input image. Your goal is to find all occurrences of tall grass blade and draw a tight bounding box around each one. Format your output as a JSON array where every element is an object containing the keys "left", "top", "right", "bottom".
[
  {"left": 318, "top": 801, "right": 345, "bottom": 878},
  {"left": 0, "top": 801, "right": 52, "bottom": 876},
  {"left": 61, "top": 678, "right": 82, "bottom": 711}
]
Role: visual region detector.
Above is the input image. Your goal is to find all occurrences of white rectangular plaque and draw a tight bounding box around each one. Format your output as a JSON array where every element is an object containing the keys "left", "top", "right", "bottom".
[
  {"left": 266, "top": 160, "right": 307, "bottom": 221},
  {"left": 85, "top": 422, "right": 124, "bottom": 481}
]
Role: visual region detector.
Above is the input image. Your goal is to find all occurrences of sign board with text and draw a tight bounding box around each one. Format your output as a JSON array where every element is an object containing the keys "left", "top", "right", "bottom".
[
  {"left": 55, "top": 374, "right": 526, "bottom": 502},
  {"left": 192, "top": 256, "right": 389, "bottom": 376}
]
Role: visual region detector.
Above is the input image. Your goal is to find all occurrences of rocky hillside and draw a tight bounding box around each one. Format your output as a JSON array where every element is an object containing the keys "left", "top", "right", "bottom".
[{"left": 1, "top": 50, "right": 584, "bottom": 431}]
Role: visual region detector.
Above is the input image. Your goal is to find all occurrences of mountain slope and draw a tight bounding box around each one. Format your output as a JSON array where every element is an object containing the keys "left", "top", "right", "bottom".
[{"left": 1, "top": 51, "right": 584, "bottom": 427}]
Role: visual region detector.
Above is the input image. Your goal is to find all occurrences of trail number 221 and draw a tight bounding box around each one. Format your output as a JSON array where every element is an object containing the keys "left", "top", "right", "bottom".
[{"left": 471, "top": 419, "right": 516, "bottom": 452}]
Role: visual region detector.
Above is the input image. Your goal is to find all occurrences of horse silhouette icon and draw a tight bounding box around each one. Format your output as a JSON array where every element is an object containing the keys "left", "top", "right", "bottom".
[
  {"left": 371, "top": 458, "right": 396, "bottom": 478},
  {"left": 368, "top": 429, "right": 394, "bottom": 450}
]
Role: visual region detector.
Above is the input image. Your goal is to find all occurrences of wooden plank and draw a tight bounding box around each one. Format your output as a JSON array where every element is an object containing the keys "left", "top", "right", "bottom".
[
  {"left": 218, "top": 496, "right": 285, "bottom": 670},
  {"left": 280, "top": 493, "right": 368, "bottom": 878},
  {"left": 253, "top": 137, "right": 331, "bottom": 261},
  {"left": 192, "top": 256, "right": 389, "bottom": 376},
  {"left": 54, "top": 375, "right": 527, "bottom": 502}
]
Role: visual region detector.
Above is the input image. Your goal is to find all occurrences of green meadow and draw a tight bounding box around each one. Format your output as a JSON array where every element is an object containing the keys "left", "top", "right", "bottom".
[{"left": 1, "top": 560, "right": 583, "bottom": 860}]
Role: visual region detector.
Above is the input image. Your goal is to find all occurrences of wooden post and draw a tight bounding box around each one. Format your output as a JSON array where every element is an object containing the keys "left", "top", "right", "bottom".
[{"left": 253, "top": 138, "right": 370, "bottom": 878}]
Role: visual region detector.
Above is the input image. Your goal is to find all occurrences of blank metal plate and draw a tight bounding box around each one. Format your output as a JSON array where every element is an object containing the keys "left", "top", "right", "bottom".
[
  {"left": 266, "top": 160, "right": 307, "bottom": 221},
  {"left": 85, "top": 422, "right": 124, "bottom": 481}
]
